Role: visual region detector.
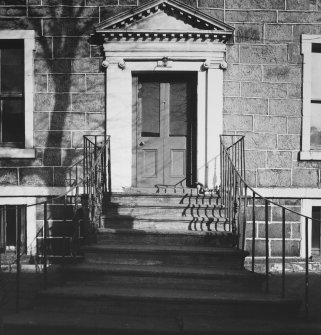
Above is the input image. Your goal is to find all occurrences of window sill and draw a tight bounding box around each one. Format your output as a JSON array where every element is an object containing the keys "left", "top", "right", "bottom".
[
  {"left": 0, "top": 148, "right": 36, "bottom": 158},
  {"left": 300, "top": 151, "right": 321, "bottom": 161}
]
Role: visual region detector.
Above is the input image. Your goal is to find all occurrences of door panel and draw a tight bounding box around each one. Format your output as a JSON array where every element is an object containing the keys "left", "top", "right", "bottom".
[
  {"left": 143, "top": 150, "right": 158, "bottom": 177},
  {"left": 170, "top": 150, "right": 185, "bottom": 177},
  {"left": 134, "top": 73, "right": 196, "bottom": 187}
]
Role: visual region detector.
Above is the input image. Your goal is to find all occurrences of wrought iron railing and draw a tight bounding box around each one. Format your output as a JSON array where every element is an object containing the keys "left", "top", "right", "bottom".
[
  {"left": 0, "top": 134, "right": 111, "bottom": 312},
  {"left": 220, "top": 134, "right": 320, "bottom": 320}
]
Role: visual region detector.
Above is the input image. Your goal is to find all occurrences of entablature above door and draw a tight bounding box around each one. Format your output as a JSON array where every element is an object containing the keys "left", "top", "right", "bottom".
[{"left": 93, "top": 0, "right": 234, "bottom": 44}]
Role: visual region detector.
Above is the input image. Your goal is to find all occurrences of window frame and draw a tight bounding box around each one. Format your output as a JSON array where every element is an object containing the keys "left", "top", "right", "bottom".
[
  {"left": 0, "top": 30, "right": 35, "bottom": 158},
  {"left": 300, "top": 34, "right": 321, "bottom": 160}
]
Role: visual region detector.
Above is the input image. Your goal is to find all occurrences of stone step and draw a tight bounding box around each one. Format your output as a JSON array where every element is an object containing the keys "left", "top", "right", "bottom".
[
  {"left": 97, "top": 228, "right": 234, "bottom": 247},
  {"left": 82, "top": 244, "right": 247, "bottom": 269},
  {"left": 103, "top": 217, "right": 229, "bottom": 233},
  {"left": 106, "top": 204, "right": 224, "bottom": 219},
  {"left": 33, "top": 285, "right": 301, "bottom": 321},
  {"left": 108, "top": 192, "right": 221, "bottom": 207},
  {"left": 6, "top": 310, "right": 320, "bottom": 335},
  {"left": 65, "top": 263, "right": 264, "bottom": 292}
]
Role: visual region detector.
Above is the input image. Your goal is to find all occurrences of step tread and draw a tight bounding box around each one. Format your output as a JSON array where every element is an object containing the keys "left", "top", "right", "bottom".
[
  {"left": 84, "top": 244, "right": 244, "bottom": 255},
  {"left": 5, "top": 310, "right": 320, "bottom": 334},
  {"left": 68, "top": 263, "right": 262, "bottom": 279},
  {"left": 97, "top": 228, "right": 232, "bottom": 236},
  {"left": 107, "top": 204, "right": 223, "bottom": 209},
  {"left": 38, "top": 284, "right": 300, "bottom": 305}
]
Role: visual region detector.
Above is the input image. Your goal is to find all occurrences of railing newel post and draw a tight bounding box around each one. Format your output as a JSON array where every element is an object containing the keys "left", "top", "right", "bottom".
[
  {"left": 242, "top": 185, "right": 247, "bottom": 252},
  {"left": 251, "top": 192, "right": 256, "bottom": 272},
  {"left": 305, "top": 217, "right": 309, "bottom": 321},
  {"left": 43, "top": 201, "right": 48, "bottom": 289}
]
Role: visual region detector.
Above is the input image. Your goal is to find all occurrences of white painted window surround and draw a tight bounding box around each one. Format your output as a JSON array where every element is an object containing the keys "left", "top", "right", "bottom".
[
  {"left": 300, "top": 34, "right": 321, "bottom": 160},
  {"left": 0, "top": 30, "right": 35, "bottom": 158}
]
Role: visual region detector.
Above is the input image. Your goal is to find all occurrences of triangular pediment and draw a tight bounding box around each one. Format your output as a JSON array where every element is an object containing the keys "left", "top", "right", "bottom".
[{"left": 95, "top": 0, "right": 234, "bottom": 42}]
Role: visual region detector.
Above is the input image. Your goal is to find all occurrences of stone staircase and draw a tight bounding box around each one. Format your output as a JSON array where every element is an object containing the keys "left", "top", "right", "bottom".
[{"left": 4, "top": 189, "right": 318, "bottom": 334}]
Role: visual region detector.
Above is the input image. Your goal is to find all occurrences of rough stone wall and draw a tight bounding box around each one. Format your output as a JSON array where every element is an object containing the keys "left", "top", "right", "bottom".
[
  {"left": 244, "top": 198, "right": 301, "bottom": 257},
  {"left": 0, "top": 0, "right": 317, "bottom": 189},
  {"left": 222, "top": 0, "right": 321, "bottom": 189}
]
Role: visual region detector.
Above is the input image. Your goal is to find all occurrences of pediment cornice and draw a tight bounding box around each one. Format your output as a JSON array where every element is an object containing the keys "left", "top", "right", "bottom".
[{"left": 94, "top": 0, "right": 234, "bottom": 43}]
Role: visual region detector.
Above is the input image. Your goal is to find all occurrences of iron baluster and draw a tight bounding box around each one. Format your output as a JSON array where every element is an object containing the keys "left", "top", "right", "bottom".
[
  {"left": 16, "top": 205, "right": 21, "bottom": 313},
  {"left": 265, "top": 199, "right": 269, "bottom": 294},
  {"left": 282, "top": 207, "right": 286, "bottom": 298}
]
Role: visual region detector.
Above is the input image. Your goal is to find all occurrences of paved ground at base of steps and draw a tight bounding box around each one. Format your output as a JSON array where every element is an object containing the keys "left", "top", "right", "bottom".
[{"left": 1, "top": 268, "right": 321, "bottom": 332}]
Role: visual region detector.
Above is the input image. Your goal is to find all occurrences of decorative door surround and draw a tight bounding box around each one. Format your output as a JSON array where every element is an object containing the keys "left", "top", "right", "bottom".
[{"left": 94, "top": 0, "right": 234, "bottom": 190}]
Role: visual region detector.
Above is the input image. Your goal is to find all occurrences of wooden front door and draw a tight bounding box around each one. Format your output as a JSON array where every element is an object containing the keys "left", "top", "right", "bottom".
[{"left": 133, "top": 73, "right": 197, "bottom": 188}]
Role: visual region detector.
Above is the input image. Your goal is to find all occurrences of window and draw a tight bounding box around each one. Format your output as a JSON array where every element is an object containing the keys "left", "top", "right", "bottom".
[
  {"left": 0, "top": 40, "right": 24, "bottom": 146},
  {"left": 312, "top": 206, "right": 321, "bottom": 256},
  {"left": 0, "top": 30, "right": 35, "bottom": 158},
  {"left": 301, "top": 35, "right": 321, "bottom": 160},
  {"left": 0, "top": 205, "right": 26, "bottom": 253}
]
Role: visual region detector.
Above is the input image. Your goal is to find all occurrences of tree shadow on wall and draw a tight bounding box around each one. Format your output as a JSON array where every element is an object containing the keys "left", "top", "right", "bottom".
[{"left": 29, "top": 2, "right": 133, "bottom": 188}]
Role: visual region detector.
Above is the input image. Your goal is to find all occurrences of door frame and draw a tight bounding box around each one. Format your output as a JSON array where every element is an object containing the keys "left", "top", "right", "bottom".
[
  {"left": 103, "top": 42, "right": 226, "bottom": 191},
  {"left": 132, "top": 72, "right": 197, "bottom": 188}
]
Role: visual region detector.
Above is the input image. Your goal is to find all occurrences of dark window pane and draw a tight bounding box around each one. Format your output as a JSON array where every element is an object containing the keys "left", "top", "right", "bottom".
[
  {"left": 1, "top": 40, "right": 24, "bottom": 94},
  {"left": 140, "top": 81, "right": 160, "bottom": 137},
  {"left": 311, "top": 51, "right": 321, "bottom": 100},
  {"left": 170, "top": 82, "right": 188, "bottom": 136},
  {"left": 6, "top": 206, "right": 17, "bottom": 247},
  {"left": 2, "top": 98, "right": 24, "bottom": 143},
  {"left": 312, "top": 206, "right": 321, "bottom": 253},
  {"left": 310, "top": 103, "right": 321, "bottom": 149},
  {"left": 312, "top": 43, "right": 321, "bottom": 53}
]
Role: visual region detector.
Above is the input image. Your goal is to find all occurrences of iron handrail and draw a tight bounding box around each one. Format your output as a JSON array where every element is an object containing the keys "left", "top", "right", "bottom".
[
  {"left": 0, "top": 135, "right": 111, "bottom": 313},
  {"left": 222, "top": 144, "right": 320, "bottom": 223},
  {"left": 220, "top": 134, "right": 320, "bottom": 321}
]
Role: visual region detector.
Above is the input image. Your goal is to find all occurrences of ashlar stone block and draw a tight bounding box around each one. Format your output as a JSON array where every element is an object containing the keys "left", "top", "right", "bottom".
[
  {"left": 270, "top": 240, "right": 300, "bottom": 257},
  {"left": 223, "top": 114, "right": 253, "bottom": 131},
  {"left": 287, "top": 117, "right": 301, "bottom": 134},
  {"left": 225, "top": 0, "right": 285, "bottom": 9},
  {"left": 257, "top": 169, "right": 291, "bottom": 187},
  {"left": 223, "top": 81, "right": 240, "bottom": 97},
  {"left": 278, "top": 134, "right": 300, "bottom": 150},
  {"left": 245, "top": 150, "right": 266, "bottom": 169},
  {"left": 19, "top": 167, "right": 54, "bottom": 186},
  {"left": 244, "top": 132, "right": 277, "bottom": 150},
  {"left": 224, "top": 97, "right": 268, "bottom": 115},
  {"left": 224, "top": 64, "right": 262, "bottom": 81},
  {"left": 269, "top": 99, "right": 302, "bottom": 116},
  {"left": 266, "top": 151, "right": 292, "bottom": 168},
  {"left": 286, "top": 0, "right": 316, "bottom": 10},
  {"left": 226, "top": 10, "right": 277, "bottom": 23},
  {"left": 240, "top": 45, "right": 287, "bottom": 64},
  {"left": 263, "top": 65, "right": 301, "bottom": 83},
  {"left": 292, "top": 168, "right": 318, "bottom": 187},
  {"left": 254, "top": 115, "right": 287, "bottom": 134},
  {"left": 48, "top": 74, "right": 86, "bottom": 93},
  {"left": 235, "top": 24, "right": 263, "bottom": 43},
  {"left": 35, "top": 93, "right": 71, "bottom": 111},
  {"left": 265, "top": 24, "right": 293, "bottom": 43},
  {"left": 241, "top": 82, "right": 287, "bottom": 98},
  {"left": 0, "top": 168, "right": 18, "bottom": 185}
]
